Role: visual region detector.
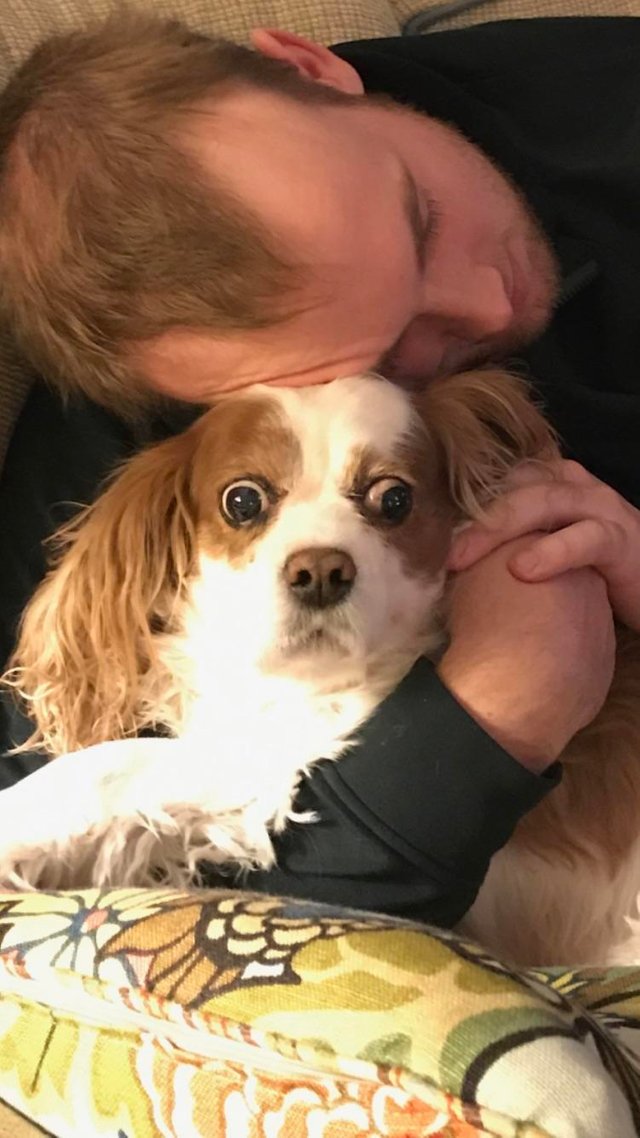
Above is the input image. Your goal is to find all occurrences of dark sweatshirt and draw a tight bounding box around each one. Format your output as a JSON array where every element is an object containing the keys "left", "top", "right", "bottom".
[{"left": 1, "top": 17, "right": 639, "bottom": 926}]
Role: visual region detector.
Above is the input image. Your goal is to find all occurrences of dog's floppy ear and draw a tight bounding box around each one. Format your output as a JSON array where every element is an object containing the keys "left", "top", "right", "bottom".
[
  {"left": 418, "top": 368, "right": 559, "bottom": 520},
  {"left": 3, "top": 428, "right": 199, "bottom": 756}
]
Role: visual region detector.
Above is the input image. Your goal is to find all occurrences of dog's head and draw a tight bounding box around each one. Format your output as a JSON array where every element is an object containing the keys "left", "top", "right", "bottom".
[
  {"left": 184, "top": 374, "right": 451, "bottom": 675},
  {"left": 5, "top": 368, "right": 556, "bottom": 754}
]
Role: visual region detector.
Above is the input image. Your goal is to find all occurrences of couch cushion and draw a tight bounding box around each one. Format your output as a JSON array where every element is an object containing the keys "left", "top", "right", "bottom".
[
  {"left": 1, "top": 886, "right": 640, "bottom": 1137},
  {"left": 0, "top": 0, "right": 400, "bottom": 81}
]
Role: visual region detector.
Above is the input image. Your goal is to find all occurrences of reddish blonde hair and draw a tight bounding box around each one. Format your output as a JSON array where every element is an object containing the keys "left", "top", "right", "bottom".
[{"left": 0, "top": 14, "right": 357, "bottom": 415}]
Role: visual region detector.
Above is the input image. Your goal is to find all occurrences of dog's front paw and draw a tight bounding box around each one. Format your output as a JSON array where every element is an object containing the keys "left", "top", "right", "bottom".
[
  {"left": 0, "top": 837, "right": 70, "bottom": 891},
  {"left": 156, "top": 804, "right": 277, "bottom": 881}
]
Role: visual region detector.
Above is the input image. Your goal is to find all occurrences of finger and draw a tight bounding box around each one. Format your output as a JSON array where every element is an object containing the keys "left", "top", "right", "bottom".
[
  {"left": 505, "top": 460, "right": 557, "bottom": 488},
  {"left": 448, "top": 462, "right": 594, "bottom": 566},
  {"left": 505, "top": 458, "right": 595, "bottom": 490},
  {"left": 554, "top": 459, "right": 599, "bottom": 487},
  {"left": 508, "top": 517, "right": 626, "bottom": 580},
  {"left": 508, "top": 517, "right": 640, "bottom": 630},
  {"left": 448, "top": 481, "right": 616, "bottom": 570}
]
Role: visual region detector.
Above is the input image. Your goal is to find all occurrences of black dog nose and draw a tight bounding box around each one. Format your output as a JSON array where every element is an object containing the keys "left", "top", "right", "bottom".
[{"left": 284, "top": 547, "right": 356, "bottom": 610}]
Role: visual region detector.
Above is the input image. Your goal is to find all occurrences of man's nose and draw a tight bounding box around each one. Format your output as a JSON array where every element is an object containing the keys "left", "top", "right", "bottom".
[
  {"left": 382, "top": 268, "right": 515, "bottom": 382},
  {"left": 420, "top": 266, "right": 513, "bottom": 339}
]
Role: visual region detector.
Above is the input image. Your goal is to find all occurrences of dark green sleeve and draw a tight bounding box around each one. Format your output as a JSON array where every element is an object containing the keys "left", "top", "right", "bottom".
[{"left": 240, "top": 659, "right": 560, "bottom": 927}]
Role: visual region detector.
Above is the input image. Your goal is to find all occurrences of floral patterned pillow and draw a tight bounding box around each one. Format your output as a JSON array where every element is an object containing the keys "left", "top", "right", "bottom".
[{"left": 1, "top": 886, "right": 640, "bottom": 1137}]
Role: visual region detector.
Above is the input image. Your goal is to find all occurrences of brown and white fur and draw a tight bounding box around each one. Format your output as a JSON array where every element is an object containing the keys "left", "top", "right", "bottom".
[{"left": 1, "top": 370, "right": 640, "bottom": 967}]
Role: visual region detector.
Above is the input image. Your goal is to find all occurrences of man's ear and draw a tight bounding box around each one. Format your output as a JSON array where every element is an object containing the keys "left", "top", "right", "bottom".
[{"left": 250, "top": 28, "right": 364, "bottom": 95}]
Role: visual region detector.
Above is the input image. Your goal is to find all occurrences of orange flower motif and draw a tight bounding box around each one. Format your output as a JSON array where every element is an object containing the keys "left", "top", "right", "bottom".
[{"left": 96, "top": 891, "right": 390, "bottom": 1006}]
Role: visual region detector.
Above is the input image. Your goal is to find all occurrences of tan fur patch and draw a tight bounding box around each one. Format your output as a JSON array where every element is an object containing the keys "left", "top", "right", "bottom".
[
  {"left": 340, "top": 433, "right": 453, "bottom": 581},
  {"left": 188, "top": 393, "right": 302, "bottom": 567},
  {"left": 515, "top": 626, "right": 640, "bottom": 876}
]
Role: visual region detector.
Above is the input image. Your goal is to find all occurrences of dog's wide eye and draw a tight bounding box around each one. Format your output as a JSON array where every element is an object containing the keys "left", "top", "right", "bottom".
[
  {"left": 364, "top": 478, "right": 413, "bottom": 524},
  {"left": 221, "top": 480, "right": 269, "bottom": 526}
]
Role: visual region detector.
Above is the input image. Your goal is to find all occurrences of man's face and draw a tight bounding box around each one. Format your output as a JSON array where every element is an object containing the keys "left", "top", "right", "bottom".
[{"left": 137, "top": 81, "right": 559, "bottom": 400}]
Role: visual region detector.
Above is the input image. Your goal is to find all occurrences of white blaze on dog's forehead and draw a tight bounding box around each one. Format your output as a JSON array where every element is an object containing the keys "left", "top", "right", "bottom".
[{"left": 264, "top": 375, "right": 414, "bottom": 489}]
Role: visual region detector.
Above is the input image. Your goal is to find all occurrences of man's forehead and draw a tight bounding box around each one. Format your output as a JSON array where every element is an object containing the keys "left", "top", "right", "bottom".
[
  {"left": 146, "top": 96, "right": 420, "bottom": 398},
  {"left": 183, "top": 90, "right": 407, "bottom": 254}
]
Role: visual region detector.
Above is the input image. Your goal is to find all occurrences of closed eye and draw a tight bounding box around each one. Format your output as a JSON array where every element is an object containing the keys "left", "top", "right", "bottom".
[
  {"left": 402, "top": 165, "right": 440, "bottom": 276},
  {"left": 373, "top": 164, "right": 440, "bottom": 376}
]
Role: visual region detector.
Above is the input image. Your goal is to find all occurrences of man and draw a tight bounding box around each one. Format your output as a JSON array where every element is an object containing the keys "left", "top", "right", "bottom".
[{"left": 0, "top": 14, "right": 638, "bottom": 923}]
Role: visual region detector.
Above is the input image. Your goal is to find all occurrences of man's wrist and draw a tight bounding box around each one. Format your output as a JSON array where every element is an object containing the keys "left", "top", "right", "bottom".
[{"left": 436, "top": 656, "right": 560, "bottom": 774}]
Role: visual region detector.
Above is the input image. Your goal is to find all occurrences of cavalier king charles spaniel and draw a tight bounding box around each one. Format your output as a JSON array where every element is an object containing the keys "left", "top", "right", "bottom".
[{"left": 1, "top": 370, "right": 640, "bottom": 967}]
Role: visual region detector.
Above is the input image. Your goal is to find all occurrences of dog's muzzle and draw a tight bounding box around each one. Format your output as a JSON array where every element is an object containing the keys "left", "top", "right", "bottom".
[{"left": 283, "top": 547, "right": 356, "bottom": 611}]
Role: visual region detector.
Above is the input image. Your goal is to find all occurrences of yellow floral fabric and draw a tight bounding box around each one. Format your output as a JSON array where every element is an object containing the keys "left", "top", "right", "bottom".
[{"left": 1, "top": 888, "right": 640, "bottom": 1137}]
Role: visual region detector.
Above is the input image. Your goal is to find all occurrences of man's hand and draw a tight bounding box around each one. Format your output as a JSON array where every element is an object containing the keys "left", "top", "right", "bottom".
[
  {"left": 438, "top": 536, "right": 616, "bottom": 773},
  {"left": 448, "top": 461, "right": 640, "bottom": 631}
]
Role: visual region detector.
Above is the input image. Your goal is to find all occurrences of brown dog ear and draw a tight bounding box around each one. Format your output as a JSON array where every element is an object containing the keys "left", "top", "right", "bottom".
[
  {"left": 417, "top": 368, "right": 560, "bottom": 520},
  {"left": 3, "top": 428, "right": 199, "bottom": 756}
]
